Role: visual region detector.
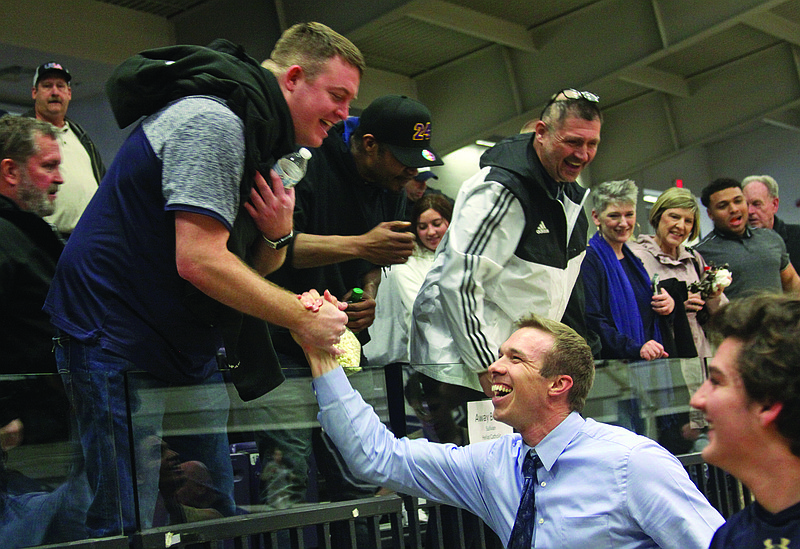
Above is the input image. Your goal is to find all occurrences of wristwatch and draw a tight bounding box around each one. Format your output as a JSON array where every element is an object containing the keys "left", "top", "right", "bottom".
[{"left": 262, "top": 230, "right": 294, "bottom": 249}]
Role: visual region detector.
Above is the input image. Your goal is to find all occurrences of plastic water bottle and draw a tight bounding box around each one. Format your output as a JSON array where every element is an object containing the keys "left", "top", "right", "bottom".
[{"left": 273, "top": 147, "right": 312, "bottom": 189}]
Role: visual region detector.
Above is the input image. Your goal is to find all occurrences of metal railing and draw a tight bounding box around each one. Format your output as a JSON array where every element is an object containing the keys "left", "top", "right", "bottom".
[
  {"left": 4, "top": 361, "right": 753, "bottom": 549},
  {"left": 131, "top": 494, "right": 404, "bottom": 549},
  {"left": 117, "top": 455, "right": 746, "bottom": 549},
  {"left": 679, "top": 452, "right": 754, "bottom": 518},
  {"left": 34, "top": 538, "right": 129, "bottom": 549}
]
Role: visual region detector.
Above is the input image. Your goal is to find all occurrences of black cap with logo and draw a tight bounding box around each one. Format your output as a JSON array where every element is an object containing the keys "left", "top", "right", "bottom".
[
  {"left": 33, "top": 62, "right": 71, "bottom": 87},
  {"left": 358, "top": 94, "right": 443, "bottom": 168}
]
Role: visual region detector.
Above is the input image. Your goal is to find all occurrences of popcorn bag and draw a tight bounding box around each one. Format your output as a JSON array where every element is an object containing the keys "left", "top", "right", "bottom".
[
  {"left": 333, "top": 329, "right": 362, "bottom": 375},
  {"left": 291, "top": 327, "right": 362, "bottom": 375}
]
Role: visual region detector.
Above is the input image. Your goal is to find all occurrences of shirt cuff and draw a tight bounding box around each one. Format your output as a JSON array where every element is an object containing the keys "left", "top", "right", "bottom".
[{"left": 312, "top": 366, "right": 351, "bottom": 407}]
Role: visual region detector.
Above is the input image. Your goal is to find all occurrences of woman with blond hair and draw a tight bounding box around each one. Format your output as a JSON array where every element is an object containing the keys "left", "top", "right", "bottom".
[
  {"left": 628, "top": 186, "right": 727, "bottom": 360},
  {"left": 629, "top": 187, "right": 729, "bottom": 444}
]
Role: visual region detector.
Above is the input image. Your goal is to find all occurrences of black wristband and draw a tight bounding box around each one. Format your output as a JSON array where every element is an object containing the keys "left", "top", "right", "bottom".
[{"left": 262, "top": 230, "right": 294, "bottom": 249}]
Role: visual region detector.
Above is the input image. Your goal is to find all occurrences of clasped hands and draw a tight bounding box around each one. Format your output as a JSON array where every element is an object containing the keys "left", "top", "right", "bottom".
[{"left": 293, "top": 290, "right": 353, "bottom": 376}]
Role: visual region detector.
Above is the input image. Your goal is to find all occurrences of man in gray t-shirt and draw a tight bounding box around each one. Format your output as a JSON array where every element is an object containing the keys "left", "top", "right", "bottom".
[
  {"left": 696, "top": 177, "right": 800, "bottom": 299},
  {"left": 44, "top": 24, "right": 365, "bottom": 537}
]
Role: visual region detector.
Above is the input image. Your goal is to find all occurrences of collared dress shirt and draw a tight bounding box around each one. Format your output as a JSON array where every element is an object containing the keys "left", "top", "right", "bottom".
[{"left": 314, "top": 367, "right": 724, "bottom": 548}]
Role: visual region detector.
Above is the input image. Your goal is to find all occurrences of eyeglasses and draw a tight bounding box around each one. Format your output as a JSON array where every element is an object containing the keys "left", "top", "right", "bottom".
[{"left": 540, "top": 88, "right": 600, "bottom": 119}]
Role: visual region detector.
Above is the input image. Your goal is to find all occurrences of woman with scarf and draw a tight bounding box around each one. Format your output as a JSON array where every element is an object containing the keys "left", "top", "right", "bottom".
[{"left": 581, "top": 179, "right": 675, "bottom": 360}]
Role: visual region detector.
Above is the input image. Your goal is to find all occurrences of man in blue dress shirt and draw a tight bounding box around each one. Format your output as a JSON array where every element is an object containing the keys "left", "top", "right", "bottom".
[
  {"left": 296, "top": 304, "right": 724, "bottom": 548},
  {"left": 691, "top": 294, "right": 800, "bottom": 548}
]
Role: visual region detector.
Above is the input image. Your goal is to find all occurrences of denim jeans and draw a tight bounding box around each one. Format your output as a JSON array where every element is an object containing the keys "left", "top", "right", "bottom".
[
  {"left": 54, "top": 334, "right": 235, "bottom": 537},
  {"left": 0, "top": 467, "right": 91, "bottom": 548}
]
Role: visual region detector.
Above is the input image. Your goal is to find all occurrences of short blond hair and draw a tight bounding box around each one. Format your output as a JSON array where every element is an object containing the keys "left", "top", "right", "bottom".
[
  {"left": 648, "top": 187, "right": 701, "bottom": 242},
  {"left": 263, "top": 22, "right": 365, "bottom": 80}
]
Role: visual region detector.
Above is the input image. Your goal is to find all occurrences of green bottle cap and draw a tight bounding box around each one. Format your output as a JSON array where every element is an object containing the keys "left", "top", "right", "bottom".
[{"left": 351, "top": 288, "right": 364, "bottom": 302}]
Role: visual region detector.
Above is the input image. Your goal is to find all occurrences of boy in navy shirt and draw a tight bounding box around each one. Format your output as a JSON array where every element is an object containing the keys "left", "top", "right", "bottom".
[{"left": 691, "top": 294, "right": 800, "bottom": 548}]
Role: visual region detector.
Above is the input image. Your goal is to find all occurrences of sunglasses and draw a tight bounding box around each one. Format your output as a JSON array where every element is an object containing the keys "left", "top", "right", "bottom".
[{"left": 540, "top": 88, "right": 600, "bottom": 119}]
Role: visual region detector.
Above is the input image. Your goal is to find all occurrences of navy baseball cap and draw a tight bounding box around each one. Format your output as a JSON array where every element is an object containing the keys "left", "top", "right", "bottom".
[
  {"left": 358, "top": 94, "right": 443, "bottom": 168},
  {"left": 33, "top": 62, "right": 71, "bottom": 87},
  {"left": 414, "top": 171, "right": 439, "bottom": 182}
]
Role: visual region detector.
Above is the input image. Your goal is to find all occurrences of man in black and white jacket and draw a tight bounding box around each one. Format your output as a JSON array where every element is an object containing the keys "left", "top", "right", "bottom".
[{"left": 411, "top": 89, "right": 603, "bottom": 396}]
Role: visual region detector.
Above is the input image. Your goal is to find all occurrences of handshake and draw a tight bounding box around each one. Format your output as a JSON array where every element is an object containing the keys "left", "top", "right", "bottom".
[{"left": 293, "top": 289, "right": 362, "bottom": 374}]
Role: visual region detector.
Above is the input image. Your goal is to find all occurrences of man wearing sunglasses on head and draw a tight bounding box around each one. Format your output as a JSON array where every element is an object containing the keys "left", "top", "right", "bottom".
[{"left": 411, "top": 89, "right": 603, "bottom": 397}]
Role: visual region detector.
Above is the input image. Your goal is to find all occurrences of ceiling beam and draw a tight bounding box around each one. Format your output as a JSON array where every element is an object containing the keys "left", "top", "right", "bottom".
[
  {"left": 794, "top": 44, "right": 800, "bottom": 85},
  {"left": 472, "top": 0, "right": 792, "bottom": 144},
  {"left": 501, "top": 47, "right": 524, "bottom": 116},
  {"left": 400, "top": 0, "right": 536, "bottom": 52},
  {"left": 616, "top": 96, "right": 800, "bottom": 179},
  {"left": 740, "top": 11, "right": 800, "bottom": 46},
  {"left": 660, "top": 93, "right": 681, "bottom": 150},
  {"left": 650, "top": 0, "right": 669, "bottom": 49},
  {"left": 763, "top": 117, "right": 800, "bottom": 132},
  {"left": 618, "top": 66, "right": 691, "bottom": 97}
]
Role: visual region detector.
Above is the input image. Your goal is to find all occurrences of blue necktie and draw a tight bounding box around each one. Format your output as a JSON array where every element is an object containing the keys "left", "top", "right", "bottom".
[{"left": 508, "top": 451, "right": 541, "bottom": 549}]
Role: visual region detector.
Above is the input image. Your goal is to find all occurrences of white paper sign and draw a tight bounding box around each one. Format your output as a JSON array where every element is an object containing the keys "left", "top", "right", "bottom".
[{"left": 467, "top": 400, "right": 513, "bottom": 443}]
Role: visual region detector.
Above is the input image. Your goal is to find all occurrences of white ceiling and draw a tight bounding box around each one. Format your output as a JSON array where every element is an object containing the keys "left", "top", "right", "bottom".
[{"left": 1, "top": 0, "right": 799, "bottom": 190}]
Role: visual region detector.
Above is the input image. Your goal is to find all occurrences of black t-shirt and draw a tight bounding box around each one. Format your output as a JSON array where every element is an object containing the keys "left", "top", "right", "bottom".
[
  {"left": 267, "top": 119, "right": 406, "bottom": 356},
  {"left": 710, "top": 500, "right": 800, "bottom": 548}
]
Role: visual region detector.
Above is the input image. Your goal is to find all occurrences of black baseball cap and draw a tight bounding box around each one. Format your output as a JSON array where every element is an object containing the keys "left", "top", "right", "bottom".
[
  {"left": 358, "top": 94, "right": 443, "bottom": 168},
  {"left": 33, "top": 62, "right": 71, "bottom": 87}
]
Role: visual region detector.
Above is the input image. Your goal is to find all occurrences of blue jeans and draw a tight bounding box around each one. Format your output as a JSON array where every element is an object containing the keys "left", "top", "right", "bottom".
[
  {"left": 55, "top": 335, "right": 235, "bottom": 537},
  {"left": 0, "top": 466, "right": 91, "bottom": 548}
]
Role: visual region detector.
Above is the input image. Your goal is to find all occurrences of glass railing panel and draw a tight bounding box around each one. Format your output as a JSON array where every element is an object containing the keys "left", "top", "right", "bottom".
[
  {"left": 126, "top": 370, "right": 236, "bottom": 531},
  {"left": 583, "top": 357, "right": 708, "bottom": 454},
  {"left": 127, "top": 367, "right": 390, "bottom": 536},
  {"left": 0, "top": 372, "right": 121, "bottom": 546},
  {"left": 396, "top": 358, "right": 707, "bottom": 456}
]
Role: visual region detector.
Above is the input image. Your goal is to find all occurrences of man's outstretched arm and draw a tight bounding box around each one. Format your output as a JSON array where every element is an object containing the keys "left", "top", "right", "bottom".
[
  {"left": 175, "top": 214, "right": 347, "bottom": 355},
  {"left": 292, "top": 311, "right": 493, "bottom": 521}
]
